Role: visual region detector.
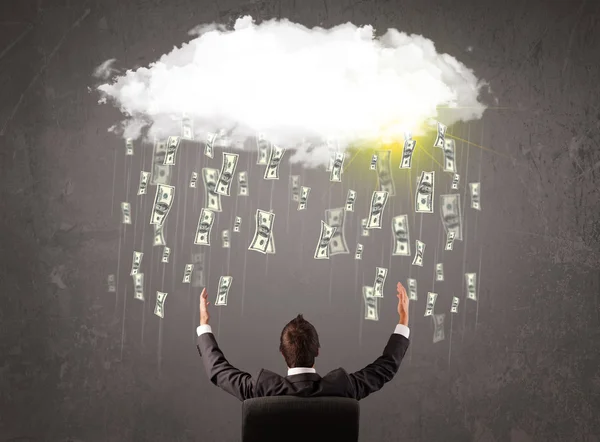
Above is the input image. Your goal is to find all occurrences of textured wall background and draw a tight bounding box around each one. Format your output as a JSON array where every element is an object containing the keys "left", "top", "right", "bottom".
[{"left": 1, "top": 0, "right": 599, "bottom": 441}]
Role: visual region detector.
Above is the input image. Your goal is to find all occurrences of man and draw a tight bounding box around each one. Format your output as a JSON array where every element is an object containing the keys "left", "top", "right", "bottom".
[{"left": 196, "top": 282, "right": 410, "bottom": 401}]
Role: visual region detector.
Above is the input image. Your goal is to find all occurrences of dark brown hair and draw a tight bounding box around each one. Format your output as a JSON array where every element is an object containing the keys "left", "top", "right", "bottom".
[{"left": 279, "top": 314, "right": 320, "bottom": 368}]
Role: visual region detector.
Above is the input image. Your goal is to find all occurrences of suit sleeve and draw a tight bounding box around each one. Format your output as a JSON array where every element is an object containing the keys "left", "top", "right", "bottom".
[
  {"left": 196, "top": 332, "right": 258, "bottom": 401},
  {"left": 347, "top": 333, "right": 410, "bottom": 401}
]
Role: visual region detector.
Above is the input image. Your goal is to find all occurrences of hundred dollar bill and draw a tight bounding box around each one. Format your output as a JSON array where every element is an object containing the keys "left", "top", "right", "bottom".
[
  {"left": 238, "top": 171, "right": 249, "bottom": 196},
  {"left": 366, "top": 191, "right": 389, "bottom": 229},
  {"left": 150, "top": 184, "right": 175, "bottom": 225},
  {"left": 373, "top": 267, "right": 388, "bottom": 298},
  {"left": 433, "top": 122, "right": 447, "bottom": 148},
  {"left": 329, "top": 152, "right": 345, "bottom": 182},
  {"left": 400, "top": 138, "right": 416, "bottom": 169},
  {"left": 202, "top": 168, "right": 222, "bottom": 212},
  {"left": 314, "top": 220, "right": 337, "bottom": 259},
  {"left": 222, "top": 229, "right": 230, "bottom": 248},
  {"left": 412, "top": 240, "right": 425, "bottom": 266},
  {"left": 164, "top": 136, "right": 181, "bottom": 165},
  {"left": 249, "top": 209, "right": 275, "bottom": 254},
  {"left": 233, "top": 216, "right": 241, "bottom": 233},
  {"left": 443, "top": 139, "right": 457, "bottom": 173},
  {"left": 391, "top": 214, "right": 411, "bottom": 256},
  {"left": 433, "top": 313, "right": 445, "bottom": 343},
  {"left": 435, "top": 263, "right": 444, "bottom": 281},
  {"left": 137, "top": 171, "right": 150, "bottom": 195},
  {"left": 424, "top": 291, "right": 438, "bottom": 316},
  {"left": 451, "top": 173, "right": 460, "bottom": 190},
  {"left": 370, "top": 154, "right": 378, "bottom": 170},
  {"left": 130, "top": 251, "right": 143, "bottom": 275},
  {"left": 360, "top": 218, "right": 369, "bottom": 236},
  {"left": 205, "top": 132, "right": 217, "bottom": 158},
  {"left": 107, "top": 274, "right": 116, "bottom": 292},
  {"left": 470, "top": 182, "right": 481, "bottom": 210},
  {"left": 153, "top": 223, "right": 166, "bottom": 246},
  {"left": 256, "top": 133, "right": 271, "bottom": 165},
  {"left": 161, "top": 246, "right": 170, "bottom": 263},
  {"left": 182, "top": 264, "right": 194, "bottom": 283},
  {"left": 355, "top": 243, "right": 363, "bottom": 260},
  {"left": 445, "top": 231, "right": 456, "bottom": 251},
  {"left": 291, "top": 175, "right": 300, "bottom": 201},
  {"left": 363, "top": 287, "right": 379, "bottom": 321},
  {"left": 450, "top": 296, "right": 460, "bottom": 313},
  {"left": 298, "top": 186, "right": 310, "bottom": 210},
  {"left": 133, "top": 273, "right": 144, "bottom": 301},
  {"left": 151, "top": 138, "right": 171, "bottom": 186},
  {"left": 440, "top": 194, "right": 463, "bottom": 241},
  {"left": 325, "top": 207, "right": 349, "bottom": 255},
  {"left": 189, "top": 171, "right": 198, "bottom": 188},
  {"left": 125, "top": 138, "right": 134, "bottom": 156},
  {"left": 465, "top": 273, "right": 477, "bottom": 301},
  {"left": 376, "top": 150, "right": 395, "bottom": 196},
  {"left": 154, "top": 291, "right": 168, "bottom": 318},
  {"left": 215, "top": 152, "right": 239, "bottom": 196},
  {"left": 194, "top": 208, "right": 215, "bottom": 245},
  {"left": 121, "top": 202, "right": 132, "bottom": 224},
  {"left": 407, "top": 278, "right": 417, "bottom": 301},
  {"left": 264, "top": 145, "right": 286, "bottom": 180},
  {"left": 215, "top": 275, "right": 233, "bottom": 305},
  {"left": 345, "top": 190, "right": 356, "bottom": 212},
  {"left": 415, "top": 171, "right": 435, "bottom": 213},
  {"left": 181, "top": 115, "right": 193, "bottom": 139}
]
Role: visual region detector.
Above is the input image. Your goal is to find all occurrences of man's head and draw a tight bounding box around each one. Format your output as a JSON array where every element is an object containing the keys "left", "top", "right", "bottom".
[{"left": 279, "top": 314, "right": 320, "bottom": 368}]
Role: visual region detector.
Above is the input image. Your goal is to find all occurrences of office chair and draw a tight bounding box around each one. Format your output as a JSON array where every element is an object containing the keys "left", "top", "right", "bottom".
[{"left": 242, "top": 396, "right": 360, "bottom": 442}]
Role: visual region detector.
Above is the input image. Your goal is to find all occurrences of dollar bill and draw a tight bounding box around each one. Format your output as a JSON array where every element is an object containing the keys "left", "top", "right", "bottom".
[
  {"left": 233, "top": 216, "right": 241, "bottom": 233},
  {"left": 451, "top": 173, "right": 460, "bottom": 190},
  {"left": 190, "top": 171, "right": 198, "bottom": 188},
  {"left": 298, "top": 186, "right": 310, "bottom": 210},
  {"left": 181, "top": 115, "right": 193, "bottom": 139},
  {"left": 445, "top": 231, "right": 456, "bottom": 251},
  {"left": 137, "top": 171, "right": 150, "bottom": 195},
  {"left": 355, "top": 243, "right": 363, "bottom": 260},
  {"left": 465, "top": 273, "right": 477, "bottom": 301},
  {"left": 370, "top": 154, "right": 378, "bottom": 170},
  {"left": 345, "top": 190, "right": 356, "bottom": 212},
  {"left": 182, "top": 264, "right": 194, "bottom": 283},
  {"left": 424, "top": 292, "right": 438, "bottom": 316},
  {"left": 264, "top": 145, "right": 286, "bottom": 180},
  {"left": 433, "top": 313, "right": 445, "bottom": 343},
  {"left": 194, "top": 208, "right": 215, "bottom": 246},
  {"left": 256, "top": 133, "right": 271, "bottom": 165},
  {"left": 329, "top": 152, "right": 345, "bottom": 182},
  {"left": 191, "top": 251, "right": 205, "bottom": 288},
  {"left": 204, "top": 132, "right": 217, "bottom": 158},
  {"left": 376, "top": 150, "right": 395, "bottom": 196},
  {"left": 161, "top": 246, "right": 170, "bottom": 263},
  {"left": 443, "top": 139, "right": 457, "bottom": 173},
  {"left": 125, "top": 138, "right": 134, "bottom": 156},
  {"left": 153, "top": 223, "right": 166, "bottom": 246},
  {"left": 433, "top": 122, "right": 447, "bottom": 148},
  {"left": 470, "top": 182, "right": 481, "bottom": 210},
  {"left": 326, "top": 139, "right": 338, "bottom": 171},
  {"left": 222, "top": 229, "right": 230, "bottom": 248},
  {"left": 215, "top": 275, "right": 233, "bottom": 306},
  {"left": 361, "top": 218, "right": 369, "bottom": 236},
  {"left": 325, "top": 207, "right": 349, "bottom": 255},
  {"left": 150, "top": 184, "right": 175, "bottom": 225},
  {"left": 363, "top": 286, "right": 378, "bottom": 321},
  {"left": 154, "top": 291, "right": 168, "bottom": 318},
  {"left": 202, "top": 168, "right": 222, "bottom": 212},
  {"left": 407, "top": 278, "right": 417, "bottom": 301},
  {"left": 435, "top": 263, "right": 444, "bottom": 281},
  {"left": 151, "top": 138, "right": 171, "bottom": 186},
  {"left": 238, "top": 171, "right": 249, "bottom": 196},
  {"left": 130, "top": 251, "right": 143, "bottom": 275},
  {"left": 415, "top": 171, "right": 435, "bottom": 213},
  {"left": 450, "top": 296, "right": 460, "bottom": 313},
  {"left": 215, "top": 152, "right": 239, "bottom": 196},
  {"left": 412, "top": 240, "right": 425, "bottom": 266},
  {"left": 133, "top": 273, "right": 144, "bottom": 301},
  {"left": 249, "top": 209, "right": 275, "bottom": 254},
  {"left": 400, "top": 139, "right": 416, "bottom": 169},
  {"left": 107, "top": 274, "right": 116, "bottom": 292},
  {"left": 291, "top": 175, "right": 300, "bottom": 201},
  {"left": 373, "top": 267, "right": 388, "bottom": 298},
  {"left": 391, "top": 214, "right": 411, "bottom": 256},
  {"left": 440, "top": 194, "right": 463, "bottom": 241},
  {"left": 121, "top": 202, "right": 131, "bottom": 224},
  {"left": 164, "top": 136, "right": 181, "bottom": 165},
  {"left": 314, "top": 220, "right": 337, "bottom": 259},
  {"left": 366, "top": 191, "right": 389, "bottom": 228}
]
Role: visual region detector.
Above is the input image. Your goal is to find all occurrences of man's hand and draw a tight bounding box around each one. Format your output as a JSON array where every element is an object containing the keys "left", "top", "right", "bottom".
[
  {"left": 396, "top": 282, "right": 409, "bottom": 326},
  {"left": 200, "top": 288, "right": 210, "bottom": 325}
]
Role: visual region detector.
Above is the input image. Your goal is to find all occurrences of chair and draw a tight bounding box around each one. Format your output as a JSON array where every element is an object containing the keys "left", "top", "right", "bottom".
[{"left": 242, "top": 396, "right": 360, "bottom": 442}]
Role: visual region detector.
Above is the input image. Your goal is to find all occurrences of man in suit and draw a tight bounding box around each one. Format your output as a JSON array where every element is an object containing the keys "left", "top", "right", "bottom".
[{"left": 196, "top": 282, "right": 410, "bottom": 401}]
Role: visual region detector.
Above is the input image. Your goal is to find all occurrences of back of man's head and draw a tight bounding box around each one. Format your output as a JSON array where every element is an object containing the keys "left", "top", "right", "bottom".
[{"left": 279, "top": 314, "right": 320, "bottom": 368}]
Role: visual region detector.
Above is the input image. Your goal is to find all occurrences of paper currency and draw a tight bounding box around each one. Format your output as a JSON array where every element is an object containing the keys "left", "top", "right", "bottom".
[
  {"left": 191, "top": 251, "right": 205, "bottom": 288},
  {"left": 164, "top": 136, "right": 181, "bottom": 165},
  {"left": 415, "top": 171, "right": 435, "bottom": 213},
  {"left": 373, "top": 267, "right": 388, "bottom": 298},
  {"left": 151, "top": 138, "right": 171, "bottom": 186},
  {"left": 363, "top": 287, "right": 379, "bottom": 321},
  {"left": 451, "top": 173, "right": 460, "bottom": 190},
  {"left": 202, "top": 168, "right": 222, "bottom": 212},
  {"left": 451, "top": 296, "right": 460, "bottom": 313},
  {"left": 137, "top": 171, "right": 150, "bottom": 195},
  {"left": 182, "top": 115, "right": 193, "bottom": 139},
  {"left": 470, "top": 182, "right": 481, "bottom": 210},
  {"left": 222, "top": 229, "right": 230, "bottom": 248},
  {"left": 125, "top": 138, "right": 134, "bottom": 156},
  {"left": 370, "top": 154, "right": 378, "bottom": 170},
  {"left": 150, "top": 184, "right": 175, "bottom": 225},
  {"left": 238, "top": 171, "right": 249, "bottom": 196},
  {"left": 298, "top": 186, "right": 310, "bottom": 210},
  {"left": 264, "top": 145, "right": 285, "bottom": 179},
  {"left": 407, "top": 278, "right": 417, "bottom": 301},
  {"left": 355, "top": 243, "right": 363, "bottom": 260},
  {"left": 400, "top": 139, "right": 416, "bottom": 169},
  {"left": 256, "top": 133, "right": 271, "bottom": 165},
  {"left": 392, "top": 215, "right": 411, "bottom": 256},
  {"left": 130, "top": 251, "right": 143, "bottom": 275},
  {"left": 445, "top": 231, "right": 456, "bottom": 251},
  {"left": 412, "top": 240, "right": 425, "bottom": 266},
  {"left": 433, "top": 122, "right": 447, "bottom": 148},
  {"left": 133, "top": 273, "right": 144, "bottom": 301},
  {"left": 435, "top": 263, "right": 444, "bottom": 281},
  {"left": 215, "top": 276, "right": 233, "bottom": 306},
  {"left": 153, "top": 223, "right": 166, "bottom": 246},
  {"left": 314, "top": 220, "right": 337, "bottom": 259},
  {"left": 182, "top": 264, "right": 194, "bottom": 283},
  {"left": 249, "top": 209, "right": 275, "bottom": 254},
  {"left": 329, "top": 152, "right": 345, "bottom": 182},
  {"left": 205, "top": 132, "right": 217, "bottom": 158},
  {"left": 376, "top": 150, "right": 395, "bottom": 196},
  {"left": 345, "top": 190, "right": 356, "bottom": 212},
  {"left": 233, "top": 216, "right": 241, "bottom": 233},
  {"left": 424, "top": 292, "right": 438, "bottom": 316},
  {"left": 291, "top": 175, "right": 300, "bottom": 201},
  {"left": 194, "top": 208, "right": 215, "bottom": 246},
  {"left": 325, "top": 207, "right": 349, "bottom": 255},
  {"left": 215, "top": 153, "right": 239, "bottom": 196},
  {"left": 190, "top": 171, "right": 198, "bottom": 188},
  {"left": 161, "top": 246, "right": 170, "bottom": 263},
  {"left": 433, "top": 313, "right": 445, "bottom": 343},
  {"left": 361, "top": 218, "right": 369, "bottom": 236},
  {"left": 154, "top": 291, "right": 168, "bottom": 318},
  {"left": 443, "top": 139, "right": 457, "bottom": 173},
  {"left": 326, "top": 139, "right": 337, "bottom": 171},
  {"left": 440, "top": 194, "right": 463, "bottom": 241},
  {"left": 107, "top": 274, "right": 116, "bottom": 292},
  {"left": 121, "top": 202, "right": 131, "bottom": 224},
  {"left": 366, "top": 191, "right": 389, "bottom": 228},
  {"left": 466, "top": 273, "right": 477, "bottom": 301}
]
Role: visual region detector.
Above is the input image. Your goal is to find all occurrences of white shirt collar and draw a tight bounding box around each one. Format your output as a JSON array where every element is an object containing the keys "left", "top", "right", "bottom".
[{"left": 287, "top": 367, "right": 316, "bottom": 376}]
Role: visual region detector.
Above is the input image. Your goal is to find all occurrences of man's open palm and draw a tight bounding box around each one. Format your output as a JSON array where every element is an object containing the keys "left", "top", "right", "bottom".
[
  {"left": 200, "top": 288, "right": 210, "bottom": 325},
  {"left": 397, "top": 282, "right": 409, "bottom": 326}
]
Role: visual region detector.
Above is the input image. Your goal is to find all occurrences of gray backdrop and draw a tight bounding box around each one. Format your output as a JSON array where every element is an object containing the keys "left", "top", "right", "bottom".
[{"left": 1, "top": 0, "right": 599, "bottom": 441}]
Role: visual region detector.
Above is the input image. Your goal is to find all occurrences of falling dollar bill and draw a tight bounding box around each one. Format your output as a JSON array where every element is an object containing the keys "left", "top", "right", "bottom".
[
  {"left": 451, "top": 296, "right": 460, "bottom": 313},
  {"left": 205, "top": 132, "right": 217, "bottom": 158},
  {"left": 376, "top": 150, "right": 395, "bottom": 196},
  {"left": 191, "top": 251, "right": 205, "bottom": 288},
  {"left": 325, "top": 139, "right": 337, "bottom": 171},
  {"left": 361, "top": 218, "right": 369, "bottom": 236},
  {"left": 130, "top": 251, "right": 143, "bottom": 275},
  {"left": 194, "top": 208, "right": 215, "bottom": 246},
  {"left": 151, "top": 138, "right": 171, "bottom": 186},
  {"left": 451, "top": 173, "right": 460, "bottom": 190},
  {"left": 189, "top": 171, "right": 198, "bottom": 188},
  {"left": 264, "top": 145, "right": 285, "bottom": 179},
  {"left": 164, "top": 136, "right": 181, "bottom": 165},
  {"left": 133, "top": 273, "right": 144, "bottom": 301},
  {"left": 161, "top": 246, "right": 170, "bottom": 263},
  {"left": 121, "top": 202, "right": 131, "bottom": 224},
  {"left": 366, "top": 191, "right": 389, "bottom": 228},
  {"left": 181, "top": 115, "right": 193, "bottom": 139},
  {"left": 465, "top": 273, "right": 477, "bottom": 301},
  {"left": 154, "top": 291, "right": 168, "bottom": 318},
  {"left": 400, "top": 139, "right": 416, "bottom": 169},
  {"left": 391, "top": 214, "right": 411, "bottom": 256},
  {"left": 150, "top": 184, "right": 175, "bottom": 225},
  {"left": 435, "top": 263, "right": 444, "bottom": 281},
  {"left": 440, "top": 194, "right": 463, "bottom": 241},
  {"left": 370, "top": 154, "right": 378, "bottom": 170},
  {"left": 443, "top": 139, "right": 457, "bottom": 173},
  {"left": 433, "top": 122, "right": 447, "bottom": 148},
  {"left": 291, "top": 175, "right": 300, "bottom": 201},
  {"left": 233, "top": 216, "right": 241, "bottom": 233},
  {"left": 125, "top": 138, "right": 134, "bottom": 156},
  {"left": 215, "top": 275, "right": 233, "bottom": 306},
  {"left": 215, "top": 152, "right": 239, "bottom": 196},
  {"left": 470, "top": 182, "right": 481, "bottom": 210},
  {"left": 325, "top": 207, "right": 349, "bottom": 255},
  {"left": 153, "top": 223, "right": 166, "bottom": 246},
  {"left": 445, "top": 231, "right": 456, "bottom": 251},
  {"left": 314, "top": 220, "right": 337, "bottom": 259},
  {"left": 249, "top": 209, "right": 275, "bottom": 254},
  {"left": 182, "top": 264, "right": 194, "bottom": 283},
  {"left": 202, "top": 168, "right": 222, "bottom": 212},
  {"left": 363, "top": 286, "right": 379, "bottom": 321},
  {"left": 107, "top": 274, "right": 116, "bottom": 292},
  {"left": 355, "top": 243, "right": 363, "bottom": 260},
  {"left": 222, "top": 229, "right": 230, "bottom": 248},
  {"left": 345, "top": 190, "right": 356, "bottom": 212},
  {"left": 415, "top": 171, "right": 435, "bottom": 213},
  {"left": 256, "top": 133, "right": 271, "bottom": 165},
  {"left": 407, "top": 278, "right": 417, "bottom": 301},
  {"left": 424, "top": 292, "right": 438, "bottom": 316},
  {"left": 238, "top": 171, "right": 249, "bottom": 196},
  {"left": 373, "top": 267, "right": 388, "bottom": 298},
  {"left": 412, "top": 240, "right": 425, "bottom": 266},
  {"left": 329, "top": 152, "right": 345, "bottom": 182},
  {"left": 137, "top": 171, "right": 151, "bottom": 195},
  {"left": 433, "top": 313, "right": 445, "bottom": 343},
  {"left": 298, "top": 186, "right": 310, "bottom": 210}
]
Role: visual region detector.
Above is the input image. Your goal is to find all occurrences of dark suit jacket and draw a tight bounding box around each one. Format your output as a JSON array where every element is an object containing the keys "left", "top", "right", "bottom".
[{"left": 196, "top": 331, "right": 409, "bottom": 401}]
